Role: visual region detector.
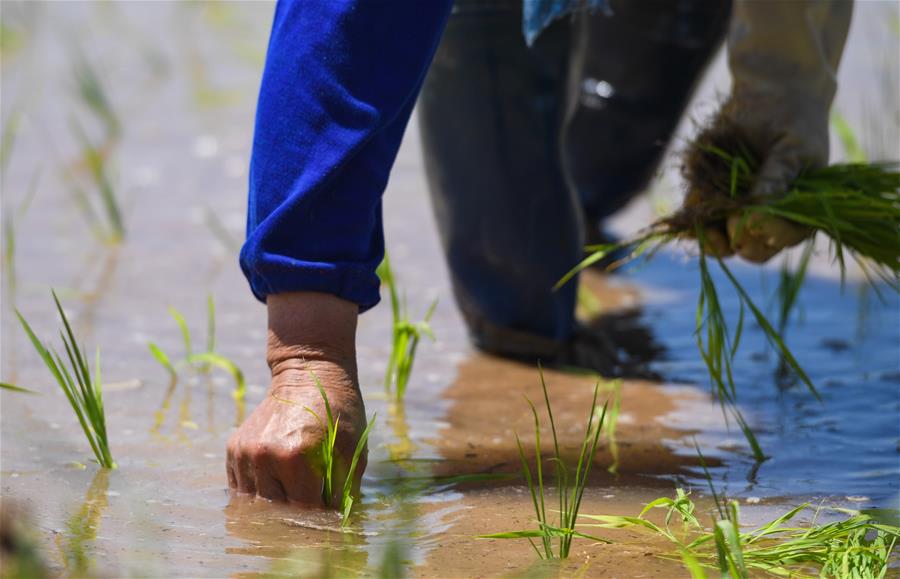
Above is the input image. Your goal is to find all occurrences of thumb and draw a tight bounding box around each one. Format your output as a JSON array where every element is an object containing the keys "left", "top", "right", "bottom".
[{"left": 750, "top": 140, "right": 807, "bottom": 198}]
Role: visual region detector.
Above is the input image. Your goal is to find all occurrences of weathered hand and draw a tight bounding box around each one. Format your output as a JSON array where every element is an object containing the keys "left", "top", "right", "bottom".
[
  {"left": 684, "top": 0, "right": 851, "bottom": 263},
  {"left": 226, "top": 292, "right": 367, "bottom": 505},
  {"left": 226, "top": 362, "right": 366, "bottom": 504}
]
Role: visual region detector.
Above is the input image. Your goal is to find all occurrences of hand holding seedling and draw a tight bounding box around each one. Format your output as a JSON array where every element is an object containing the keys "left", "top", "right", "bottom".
[
  {"left": 226, "top": 292, "right": 368, "bottom": 505},
  {"left": 683, "top": 0, "right": 851, "bottom": 263}
]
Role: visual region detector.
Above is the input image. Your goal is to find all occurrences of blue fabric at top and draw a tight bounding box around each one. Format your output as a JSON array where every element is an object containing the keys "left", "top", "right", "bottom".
[
  {"left": 523, "top": 0, "right": 609, "bottom": 45},
  {"left": 240, "top": 0, "right": 604, "bottom": 311},
  {"left": 240, "top": 0, "right": 452, "bottom": 310}
]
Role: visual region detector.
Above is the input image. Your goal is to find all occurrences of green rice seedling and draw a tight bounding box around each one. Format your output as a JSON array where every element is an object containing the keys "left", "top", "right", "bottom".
[
  {"left": 16, "top": 291, "right": 115, "bottom": 468},
  {"left": 775, "top": 241, "right": 814, "bottom": 336},
  {"left": 71, "top": 49, "right": 120, "bottom": 141},
  {"left": 70, "top": 119, "right": 124, "bottom": 244},
  {"left": 147, "top": 343, "right": 176, "bottom": 379},
  {"left": 185, "top": 353, "right": 245, "bottom": 401},
  {"left": 0, "top": 107, "right": 22, "bottom": 173},
  {"left": 580, "top": 493, "right": 900, "bottom": 578},
  {"left": 2, "top": 170, "right": 41, "bottom": 304},
  {"left": 147, "top": 296, "right": 245, "bottom": 399},
  {"left": 576, "top": 285, "right": 603, "bottom": 318},
  {"left": 831, "top": 111, "right": 867, "bottom": 163},
  {"left": 556, "top": 125, "right": 899, "bottom": 459},
  {"left": 339, "top": 413, "right": 375, "bottom": 527},
  {"left": 378, "top": 252, "right": 437, "bottom": 400},
  {"left": 0, "top": 382, "right": 38, "bottom": 394},
  {"left": 479, "top": 366, "right": 611, "bottom": 559},
  {"left": 276, "top": 374, "right": 375, "bottom": 526},
  {"left": 168, "top": 306, "right": 192, "bottom": 356},
  {"left": 600, "top": 380, "right": 622, "bottom": 474}
]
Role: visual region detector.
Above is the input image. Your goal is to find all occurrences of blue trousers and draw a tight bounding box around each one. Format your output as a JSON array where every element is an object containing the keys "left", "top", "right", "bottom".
[
  {"left": 240, "top": 0, "right": 453, "bottom": 311},
  {"left": 241, "top": 0, "right": 729, "bottom": 358}
]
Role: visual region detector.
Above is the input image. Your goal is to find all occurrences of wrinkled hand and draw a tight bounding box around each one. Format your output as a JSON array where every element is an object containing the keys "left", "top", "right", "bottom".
[
  {"left": 226, "top": 292, "right": 367, "bottom": 505},
  {"left": 226, "top": 362, "right": 366, "bottom": 504}
]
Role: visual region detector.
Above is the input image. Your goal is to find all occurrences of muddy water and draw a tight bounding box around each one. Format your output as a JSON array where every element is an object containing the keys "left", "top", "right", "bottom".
[{"left": 1, "top": 2, "right": 898, "bottom": 578}]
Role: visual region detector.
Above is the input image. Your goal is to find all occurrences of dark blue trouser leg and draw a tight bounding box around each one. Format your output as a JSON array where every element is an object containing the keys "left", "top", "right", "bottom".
[
  {"left": 562, "top": 0, "right": 732, "bottom": 228},
  {"left": 418, "top": 0, "right": 730, "bottom": 359},
  {"left": 419, "top": 1, "right": 581, "bottom": 358}
]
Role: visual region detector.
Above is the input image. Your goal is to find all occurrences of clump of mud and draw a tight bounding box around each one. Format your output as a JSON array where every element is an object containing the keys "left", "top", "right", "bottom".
[{"left": 681, "top": 114, "right": 762, "bottom": 201}]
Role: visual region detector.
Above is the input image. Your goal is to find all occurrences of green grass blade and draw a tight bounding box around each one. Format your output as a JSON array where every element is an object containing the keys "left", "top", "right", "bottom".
[
  {"left": 147, "top": 343, "right": 177, "bottom": 378},
  {"left": 185, "top": 353, "right": 245, "bottom": 400},
  {"left": 168, "top": 306, "right": 192, "bottom": 357},
  {"left": 0, "top": 382, "right": 38, "bottom": 394},
  {"left": 340, "top": 413, "right": 376, "bottom": 527}
]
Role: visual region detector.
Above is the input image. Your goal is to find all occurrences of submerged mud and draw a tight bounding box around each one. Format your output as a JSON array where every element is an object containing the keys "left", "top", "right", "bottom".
[{"left": 1, "top": 2, "right": 898, "bottom": 577}]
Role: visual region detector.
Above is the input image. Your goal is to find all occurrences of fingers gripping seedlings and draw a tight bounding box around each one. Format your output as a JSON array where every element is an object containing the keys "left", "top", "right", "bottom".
[
  {"left": 16, "top": 291, "right": 115, "bottom": 468},
  {"left": 274, "top": 374, "right": 374, "bottom": 526}
]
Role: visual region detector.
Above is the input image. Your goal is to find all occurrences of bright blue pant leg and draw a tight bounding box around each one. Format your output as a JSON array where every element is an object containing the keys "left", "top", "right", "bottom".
[{"left": 240, "top": 0, "right": 452, "bottom": 311}]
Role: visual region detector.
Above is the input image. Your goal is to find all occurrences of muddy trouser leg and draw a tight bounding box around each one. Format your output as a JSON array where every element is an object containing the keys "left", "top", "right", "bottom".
[
  {"left": 562, "top": 0, "right": 733, "bottom": 240},
  {"left": 417, "top": 1, "right": 581, "bottom": 360}
]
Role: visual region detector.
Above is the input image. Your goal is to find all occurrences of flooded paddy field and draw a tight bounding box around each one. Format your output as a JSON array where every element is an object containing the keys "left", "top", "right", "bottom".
[{"left": 1, "top": 2, "right": 898, "bottom": 577}]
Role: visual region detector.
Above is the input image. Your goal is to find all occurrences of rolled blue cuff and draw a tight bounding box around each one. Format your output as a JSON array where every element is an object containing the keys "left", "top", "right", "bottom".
[{"left": 240, "top": 247, "right": 382, "bottom": 312}]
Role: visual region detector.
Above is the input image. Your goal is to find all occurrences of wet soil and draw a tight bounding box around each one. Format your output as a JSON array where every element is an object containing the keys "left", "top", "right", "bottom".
[{"left": 1, "top": 2, "right": 898, "bottom": 577}]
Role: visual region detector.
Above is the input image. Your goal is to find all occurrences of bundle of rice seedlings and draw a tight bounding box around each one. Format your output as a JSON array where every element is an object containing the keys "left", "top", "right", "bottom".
[{"left": 557, "top": 120, "right": 900, "bottom": 460}]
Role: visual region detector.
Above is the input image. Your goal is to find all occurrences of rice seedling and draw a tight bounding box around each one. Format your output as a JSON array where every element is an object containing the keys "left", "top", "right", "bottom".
[
  {"left": 378, "top": 252, "right": 437, "bottom": 400},
  {"left": 69, "top": 118, "right": 124, "bottom": 244},
  {"left": 576, "top": 285, "right": 603, "bottom": 318},
  {"left": 0, "top": 107, "right": 22, "bottom": 173},
  {"left": 775, "top": 241, "right": 814, "bottom": 336},
  {"left": 185, "top": 353, "right": 245, "bottom": 400},
  {"left": 580, "top": 491, "right": 900, "bottom": 578},
  {"left": 274, "top": 374, "right": 375, "bottom": 526},
  {"left": 831, "top": 111, "right": 868, "bottom": 163},
  {"left": 599, "top": 380, "right": 621, "bottom": 474},
  {"left": 0, "top": 382, "right": 37, "bottom": 394},
  {"left": 556, "top": 122, "right": 900, "bottom": 459},
  {"left": 147, "top": 343, "right": 176, "bottom": 379},
  {"left": 479, "top": 366, "right": 611, "bottom": 559},
  {"left": 147, "top": 295, "right": 245, "bottom": 399},
  {"left": 168, "top": 306, "right": 192, "bottom": 356},
  {"left": 71, "top": 49, "right": 120, "bottom": 141},
  {"left": 2, "top": 169, "right": 41, "bottom": 304},
  {"left": 16, "top": 291, "right": 115, "bottom": 469}
]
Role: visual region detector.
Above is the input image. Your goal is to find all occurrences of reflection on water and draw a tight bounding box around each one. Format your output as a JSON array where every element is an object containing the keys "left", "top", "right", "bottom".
[
  {"left": 0, "top": 1, "right": 897, "bottom": 576},
  {"left": 638, "top": 252, "right": 900, "bottom": 506},
  {"left": 56, "top": 470, "right": 109, "bottom": 576}
]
